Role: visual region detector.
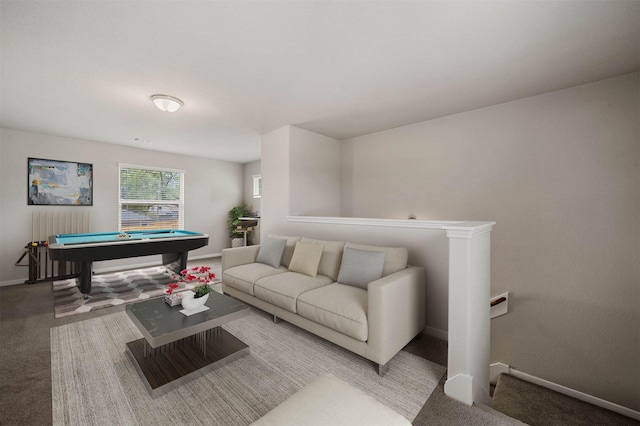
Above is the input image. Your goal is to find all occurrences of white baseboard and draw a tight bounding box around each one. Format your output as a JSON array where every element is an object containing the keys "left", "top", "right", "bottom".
[
  {"left": 490, "top": 363, "right": 640, "bottom": 421},
  {"left": 489, "top": 362, "right": 510, "bottom": 384},
  {"left": 0, "top": 254, "right": 223, "bottom": 287},
  {"left": 0, "top": 278, "right": 27, "bottom": 287},
  {"left": 189, "top": 253, "right": 222, "bottom": 261},
  {"left": 423, "top": 325, "right": 448, "bottom": 341}
]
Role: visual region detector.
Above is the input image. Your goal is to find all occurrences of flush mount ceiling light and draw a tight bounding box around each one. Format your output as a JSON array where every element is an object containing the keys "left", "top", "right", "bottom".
[
  {"left": 131, "top": 137, "right": 151, "bottom": 144},
  {"left": 150, "top": 94, "right": 184, "bottom": 112}
]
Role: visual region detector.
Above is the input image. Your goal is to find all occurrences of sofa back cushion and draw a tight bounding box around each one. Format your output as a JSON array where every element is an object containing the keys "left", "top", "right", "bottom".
[
  {"left": 344, "top": 242, "right": 408, "bottom": 277},
  {"left": 301, "top": 237, "right": 346, "bottom": 281},
  {"left": 267, "top": 234, "right": 301, "bottom": 267}
]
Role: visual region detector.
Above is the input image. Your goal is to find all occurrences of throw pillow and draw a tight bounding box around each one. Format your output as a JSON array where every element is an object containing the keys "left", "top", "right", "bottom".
[
  {"left": 256, "top": 237, "right": 287, "bottom": 268},
  {"left": 344, "top": 242, "right": 408, "bottom": 277},
  {"left": 301, "top": 237, "right": 346, "bottom": 281},
  {"left": 288, "top": 241, "right": 324, "bottom": 277},
  {"left": 337, "top": 247, "right": 386, "bottom": 290},
  {"left": 267, "top": 234, "right": 301, "bottom": 267}
]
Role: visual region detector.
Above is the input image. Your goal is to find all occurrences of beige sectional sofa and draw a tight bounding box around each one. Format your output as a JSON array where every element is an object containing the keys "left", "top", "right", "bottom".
[{"left": 221, "top": 235, "right": 426, "bottom": 375}]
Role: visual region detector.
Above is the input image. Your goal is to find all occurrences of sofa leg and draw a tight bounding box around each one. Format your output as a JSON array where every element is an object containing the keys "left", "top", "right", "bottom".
[
  {"left": 377, "top": 362, "right": 389, "bottom": 377},
  {"left": 273, "top": 315, "right": 280, "bottom": 324}
]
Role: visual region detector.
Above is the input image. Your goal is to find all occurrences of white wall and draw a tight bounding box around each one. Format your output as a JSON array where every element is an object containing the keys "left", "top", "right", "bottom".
[
  {"left": 0, "top": 128, "right": 245, "bottom": 283},
  {"left": 289, "top": 126, "right": 341, "bottom": 216},
  {"left": 243, "top": 159, "right": 261, "bottom": 245},
  {"left": 260, "top": 124, "right": 451, "bottom": 337},
  {"left": 260, "top": 125, "right": 291, "bottom": 240},
  {"left": 341, "top": 73, "right": 640, "bottom": 411},
  {"left": 261, "top": 125, "right": 341, "bottom": 229},
  {"left": 243, "top": 160, "right": 261, "bottom": 215}
]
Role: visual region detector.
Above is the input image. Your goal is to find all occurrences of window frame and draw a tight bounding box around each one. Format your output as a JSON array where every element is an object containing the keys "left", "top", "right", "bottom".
[
  {"left": 252, "top": 174, "right": 262, "bottom": 198},
  {"left": 118, "top": 163, "right": 185, "bottom": 232}
]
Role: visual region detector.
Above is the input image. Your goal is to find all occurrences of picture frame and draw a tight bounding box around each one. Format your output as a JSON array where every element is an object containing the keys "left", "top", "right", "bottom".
[{"left": 28, "top": 157, "right": 93, "bottom": 206}]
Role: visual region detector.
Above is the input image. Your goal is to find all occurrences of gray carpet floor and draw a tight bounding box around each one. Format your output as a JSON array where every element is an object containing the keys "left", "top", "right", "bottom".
[
  {"left": 413, "top": 375, "right": 525, "bottom": 426},
  {"left": 2, "top": 257, "right": 636, "bottom": 425},
  {"left": 51, "top": 310, "right": 443, "bottom": 424},
  {"left": 0, "top": 258, "right": 504, "bottom": 425},
  {"left": 492, "top": 373, "right": 639, "bottom": 426}
]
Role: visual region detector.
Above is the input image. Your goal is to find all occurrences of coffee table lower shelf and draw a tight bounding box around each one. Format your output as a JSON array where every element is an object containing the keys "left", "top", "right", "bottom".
[{"left": 126, "top": 326, "right": 249, "bottom": 398}]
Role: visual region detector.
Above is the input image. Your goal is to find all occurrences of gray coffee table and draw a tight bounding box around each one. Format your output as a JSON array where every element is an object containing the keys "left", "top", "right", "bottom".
[{"left": 125, "top": 290, "right": 250, "bottom": 398}]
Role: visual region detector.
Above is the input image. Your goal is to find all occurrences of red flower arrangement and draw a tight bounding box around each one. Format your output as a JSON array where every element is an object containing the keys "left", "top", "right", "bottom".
[
  {"left": 165, "top": 282, "right": 180, "bottom": 295},
  {"left": 165, "top": 266, "right": 217, "bottom": 296}
]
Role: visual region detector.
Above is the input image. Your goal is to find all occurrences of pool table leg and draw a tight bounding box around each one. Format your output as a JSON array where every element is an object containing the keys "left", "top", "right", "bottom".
[
  {"left": 162, "top": 252, "right": 188, "bottom": 275},
  {"left": 77, "top": 261, "right": 92, "bottom": 299}
]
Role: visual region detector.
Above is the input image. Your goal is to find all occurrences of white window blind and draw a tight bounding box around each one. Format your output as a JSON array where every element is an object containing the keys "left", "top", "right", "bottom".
[{"left": 118, "top": 164, "right": 184, "bottom": 232}]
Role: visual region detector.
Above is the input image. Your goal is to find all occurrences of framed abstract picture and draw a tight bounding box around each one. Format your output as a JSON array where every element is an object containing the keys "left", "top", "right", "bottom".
[{"left": 28, "top": 157, "right": 93, "bottom": 205}]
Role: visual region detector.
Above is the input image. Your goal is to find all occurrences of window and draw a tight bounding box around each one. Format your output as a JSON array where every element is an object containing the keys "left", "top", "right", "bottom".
[
  {"left": 118, "top": 164, "right": 184, "bottom": 231},
  {"left": 252, "top": 174, "right": 262, "bottom": 198}
]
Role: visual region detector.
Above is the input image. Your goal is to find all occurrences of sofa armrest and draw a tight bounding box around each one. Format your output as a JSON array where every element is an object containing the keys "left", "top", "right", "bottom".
[
  {"left": 367, "top": 266, "right": 426, "bottom": 365},
  {"left": 222, "top": 245, "right": 261, "bottom": 271}
]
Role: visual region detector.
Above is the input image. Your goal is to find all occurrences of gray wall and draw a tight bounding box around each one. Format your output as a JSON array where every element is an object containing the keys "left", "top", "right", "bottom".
[
  {"left": 0, "top": 128, "right": 244, "bottom": 283},
  {"left": 341, "top": 73, "right": 639, "bottom": 410}
]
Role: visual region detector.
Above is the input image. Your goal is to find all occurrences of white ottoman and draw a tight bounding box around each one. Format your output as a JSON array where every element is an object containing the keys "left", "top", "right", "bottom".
[{"left": 252, "top": 373, "right": 412, "bottom": 426}]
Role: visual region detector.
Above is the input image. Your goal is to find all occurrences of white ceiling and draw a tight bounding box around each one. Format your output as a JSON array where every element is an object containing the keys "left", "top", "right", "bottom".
[{"left": 1, "top": 1, "right": 639, "bottom": 163}]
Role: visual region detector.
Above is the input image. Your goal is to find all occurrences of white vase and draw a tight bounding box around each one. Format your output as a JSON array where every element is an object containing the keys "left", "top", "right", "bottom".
[{"left": 181, "top": 291, "right": 209, "bottom": 311}]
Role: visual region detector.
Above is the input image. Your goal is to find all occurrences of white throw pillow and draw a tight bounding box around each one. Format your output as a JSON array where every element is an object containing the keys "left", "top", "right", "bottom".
[{"left": 288, "top": 241, "right": 324, "bottom": 277}]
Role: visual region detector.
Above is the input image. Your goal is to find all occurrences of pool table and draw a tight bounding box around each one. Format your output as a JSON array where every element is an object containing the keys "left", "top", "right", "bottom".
[{"left": 48, "top": 229, "right": 209, "bottom": 297}]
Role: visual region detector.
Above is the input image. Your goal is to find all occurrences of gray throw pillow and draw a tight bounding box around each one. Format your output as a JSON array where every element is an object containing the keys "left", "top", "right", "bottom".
[
  {"left": 256, "top": 237, "right": 287, "bottom": 268},
  {"left": 337, "top": 247, "right": 386, "bottom": 290}
]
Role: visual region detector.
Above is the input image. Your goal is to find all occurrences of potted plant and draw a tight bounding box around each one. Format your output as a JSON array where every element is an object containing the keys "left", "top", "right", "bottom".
[{"left": 227, "top": 204, "right": 251, "bottom": 247}]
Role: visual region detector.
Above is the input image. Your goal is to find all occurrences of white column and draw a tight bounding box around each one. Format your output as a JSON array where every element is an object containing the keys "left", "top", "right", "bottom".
[{"left": 443, "top": 221, "right": 495, "bottom": 406}]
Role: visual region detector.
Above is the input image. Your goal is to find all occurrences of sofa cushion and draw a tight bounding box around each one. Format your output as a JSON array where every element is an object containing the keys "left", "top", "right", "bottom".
[
  {"left": 301, "top": 238, "right": 346, "bottom": 282},
  {"left": 288, "top": 241, "right": 324, "bottom": 277},
  {"left": 255, "top": 272, "right": 333, "bottom": 313},
  {"left": 345, "top": 242, "right": 408, "bottom": 277},
  {"left": 267, "top": 234, "right": 301, "bottom": 267},
  {"left": 224, "top": 263, "right": 287, "bottom": 295},
  {"left": 256, "top": 237, "right": 287, "bottom": 268},
  {"left": 337, "top": 247, "right": 386, "bottom": 290},
  {"left": 297, "top": 283, "right": 368, "bottom": 342}
]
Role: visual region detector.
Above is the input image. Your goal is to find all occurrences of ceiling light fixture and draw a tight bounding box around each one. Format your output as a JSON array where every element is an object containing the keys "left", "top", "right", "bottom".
[
  {"left": 131, "top": 137, "right": 152, "bottom": 144},
  {"left": 150, "top": 94, "right": 184, "bottom": 112}
]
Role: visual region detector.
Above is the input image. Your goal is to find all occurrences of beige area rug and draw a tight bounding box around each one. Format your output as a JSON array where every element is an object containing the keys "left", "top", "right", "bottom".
[{"left": 51, "top": 310, "right": 445, "bottom": 425}]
